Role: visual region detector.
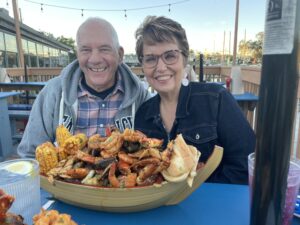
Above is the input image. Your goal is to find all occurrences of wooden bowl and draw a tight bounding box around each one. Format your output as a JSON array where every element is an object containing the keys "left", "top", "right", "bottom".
[{"left": 40, "top": 146, "right": 223, "bottom": 212}]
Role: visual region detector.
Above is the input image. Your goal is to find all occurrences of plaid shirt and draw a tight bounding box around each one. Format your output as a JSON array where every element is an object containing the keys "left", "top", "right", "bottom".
[{"left": 75, "top": 73, "right": 124, "bottom": 137}]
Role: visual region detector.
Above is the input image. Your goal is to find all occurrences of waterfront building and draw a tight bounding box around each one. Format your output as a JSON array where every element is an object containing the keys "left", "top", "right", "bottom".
[{"left": 0, "top": 8, "right": 72, "bottom": 68}]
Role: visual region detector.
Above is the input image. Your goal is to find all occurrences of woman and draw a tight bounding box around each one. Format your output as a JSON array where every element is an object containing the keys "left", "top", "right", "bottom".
[{"left": 134, "top": 16, "right": 255, "bottom": 184}]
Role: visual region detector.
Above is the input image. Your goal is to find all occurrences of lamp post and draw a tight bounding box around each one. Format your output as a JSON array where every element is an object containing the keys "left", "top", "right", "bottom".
[
  {"left": 222, "top": 30, "right": 226, "bottom": 64},
  {"left": 12, "top": 0, "right": 24, "bottom": 68},
  {"left": 232, "top": 0, "right": 239, "bottom": 65}
]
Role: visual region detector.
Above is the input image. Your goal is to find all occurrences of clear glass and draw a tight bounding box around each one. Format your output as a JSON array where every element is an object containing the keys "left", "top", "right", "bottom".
[
  {"left": 0, "top": 159, "right": 41, "bottom": 225},
  {"left": 248, "top": 153, "right": 300, "bottom": 225}
]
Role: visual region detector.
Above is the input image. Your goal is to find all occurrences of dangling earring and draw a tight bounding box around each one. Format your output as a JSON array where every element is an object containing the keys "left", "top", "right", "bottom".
[
  {"left": 181, "top": 78, "right": 189, "bottom": 86},
  {"left": 181, "top": 73, "right": 189, "bottom": 86}
]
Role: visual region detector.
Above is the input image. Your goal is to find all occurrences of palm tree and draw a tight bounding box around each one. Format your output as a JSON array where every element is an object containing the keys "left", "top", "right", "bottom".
[{"left": 238, "top": 32, "right": 264, "bottom": 64}]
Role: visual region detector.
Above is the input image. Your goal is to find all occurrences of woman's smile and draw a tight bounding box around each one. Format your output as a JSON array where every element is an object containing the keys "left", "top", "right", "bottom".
[{"left": 153, "top": 74, "right": 173, "bottom": 81}]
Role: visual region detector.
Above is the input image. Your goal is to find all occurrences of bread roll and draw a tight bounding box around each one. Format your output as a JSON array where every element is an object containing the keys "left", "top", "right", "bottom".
[{"left": 162, "top": 134, "right": 201, "bottom": 186}]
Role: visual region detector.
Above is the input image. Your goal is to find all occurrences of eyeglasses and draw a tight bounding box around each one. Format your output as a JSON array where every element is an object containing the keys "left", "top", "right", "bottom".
[{"left": 140, "top": 49, "right": 182, "bottom": 68}]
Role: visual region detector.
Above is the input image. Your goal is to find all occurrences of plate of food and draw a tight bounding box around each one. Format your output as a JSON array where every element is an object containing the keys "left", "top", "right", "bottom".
[{"left": 38, "top": 126, "right": 223, "bottom": 212}]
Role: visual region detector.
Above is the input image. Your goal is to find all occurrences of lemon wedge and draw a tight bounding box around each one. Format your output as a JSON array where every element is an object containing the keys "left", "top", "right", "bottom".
[{"left": 4, "top": 161, "right": 33, "bottom": 175}]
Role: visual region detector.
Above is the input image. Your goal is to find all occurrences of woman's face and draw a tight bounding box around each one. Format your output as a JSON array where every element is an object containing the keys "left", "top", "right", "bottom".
[{"left": 142, "top": 41, "right": 185, "bottom": 96}]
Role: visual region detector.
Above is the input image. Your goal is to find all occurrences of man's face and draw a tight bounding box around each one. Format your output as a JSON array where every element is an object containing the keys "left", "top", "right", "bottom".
[{"left": 77, "top": 22, "right": 124, "bottom": 92}]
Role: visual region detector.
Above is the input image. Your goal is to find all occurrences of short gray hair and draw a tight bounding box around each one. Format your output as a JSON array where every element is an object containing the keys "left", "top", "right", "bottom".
[
  {"left": 135, "top": 16, "right": 189, "bottom": 63},
  {"left": 76, "top": 17, "right": 120, "bottom": 49}
]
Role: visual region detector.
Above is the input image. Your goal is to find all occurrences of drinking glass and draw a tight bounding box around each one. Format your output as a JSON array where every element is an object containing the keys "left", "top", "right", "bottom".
[
  {"left": 248, "top": 153, "right": 300, "bottom": 225},
  {"left": 0, "top": 158, "right": 41, "bottom": 225}
]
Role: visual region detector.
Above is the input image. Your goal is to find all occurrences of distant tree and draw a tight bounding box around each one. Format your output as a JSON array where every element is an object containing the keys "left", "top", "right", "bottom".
[
  {"left": 56, "top": 36, "right": 75, "bottom": 48},
  {"left": 238, "top": 32, "right": 264, "bottom": 64},
  {"left": 40, "top": 31, "right": 55, "bottom": 39},
  {"left": 249, "top": 32, "right": 263, "bottom": 64},
  {"left": 238, "top": 40, "right": 250, "bottom": 62},
  {"left": 56, "top": 36, "right": 76, "bottom": 61}
]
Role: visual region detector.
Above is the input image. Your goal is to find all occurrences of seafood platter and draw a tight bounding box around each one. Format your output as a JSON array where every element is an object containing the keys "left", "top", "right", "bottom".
[{"left": 38, "top": 126, "right": 223, "bottom": 212}]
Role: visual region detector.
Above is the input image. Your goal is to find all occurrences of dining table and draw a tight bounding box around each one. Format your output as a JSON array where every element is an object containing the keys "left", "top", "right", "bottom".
[
  {"left": 41, "top": 182, "right": 300, "bottom": 225},
  {"left": 0, "top": 91, "right": 22, "bottom": 161},
  {"left": 233, "top": 92, "right": 259, "bottom": 113}
]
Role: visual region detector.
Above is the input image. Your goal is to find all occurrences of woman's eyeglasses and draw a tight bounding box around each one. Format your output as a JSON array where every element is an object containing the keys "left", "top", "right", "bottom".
[{"left": 140, "top": 49, "right": 182, "bottom": 68}]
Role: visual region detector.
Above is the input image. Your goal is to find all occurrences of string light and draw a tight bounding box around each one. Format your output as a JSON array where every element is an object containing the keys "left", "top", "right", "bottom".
[{"left": 23, "top": 0, "right": 189, "bottom": 16}]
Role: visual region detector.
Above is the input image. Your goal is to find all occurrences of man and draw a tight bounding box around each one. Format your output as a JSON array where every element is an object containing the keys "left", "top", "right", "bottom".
[{"left": 18, "top": 17, "right": 150, "bottom": 158}]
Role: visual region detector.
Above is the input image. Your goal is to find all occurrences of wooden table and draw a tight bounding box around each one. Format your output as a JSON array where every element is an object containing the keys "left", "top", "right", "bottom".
[{"left": 0, "top": 92, "right": 22, "bottom": 161}]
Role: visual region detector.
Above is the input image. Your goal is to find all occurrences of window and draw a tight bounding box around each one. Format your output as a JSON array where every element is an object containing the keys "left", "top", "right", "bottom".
[
  {"left": 44, "top": 46, "right": 50, "bottom": 67},
  {"left": 49, "top": 47, "right": 56, "bottom": 67},
  {"left": 0, "top": 32, "right": 5, "bottom": 51},
  {"left": 36, "top": 44, "right": 44, "bottom": 67},
  {"left": 22, "top": 39, "right": 30, "bottom": 66},
  {"left": 4, "top": 33, "right": 17, "bottom": 52},
  {"left": 52, "top": 48, "right": 59, "bottom": 66},
  {"left": 0, "top": 33, "right": 6, "bottom": 67},
  {"left": 6, "top": 52, "right": 18, "bottom": 67},
  {"left": 59, "top": 50, "right": 69, "bottom": 67},
  {"left": 28, "top": 41, "right": 37, "bottom": 67},
  {"left": 0, "top": 31, "right": 70, "bottom": 68},
  {"left": 0, "top": 51, "right": 6, "bottom": 67}
]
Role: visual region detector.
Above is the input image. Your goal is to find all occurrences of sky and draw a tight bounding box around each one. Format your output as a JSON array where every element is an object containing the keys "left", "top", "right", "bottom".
[{"left": 0, "top": 0, "right": 267, "bottom": 54}]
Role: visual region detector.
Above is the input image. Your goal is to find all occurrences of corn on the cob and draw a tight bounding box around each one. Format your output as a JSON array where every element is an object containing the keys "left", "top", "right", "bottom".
[
  {"left": 63, "top": 136, "right": 81, "bottom": 155},
  {"left": 36, "top": 142, "right": 58, "bottom": 174},
  {"left": 56, "top": 147, "right": 68, "bottom": 161},
  {"left": 56, "top": 125, "right": 72, "bottom": 147}
]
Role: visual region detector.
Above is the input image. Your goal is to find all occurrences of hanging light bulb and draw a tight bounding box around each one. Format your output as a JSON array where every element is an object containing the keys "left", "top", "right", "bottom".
[
  {"left": 6, "top": 0, "right": 8, "bottom": 7},
  {"left": 124, "top": 10, "right": 127, "bottom": 19},
  {"left": 41, "top": 3, "right": 43, "bottom": 13},
  {"left": 168, "top": 4, "right": 171, "bottom": 12},
  {"left": 81, "top": 9, "right": 84, "bottom": 17}
]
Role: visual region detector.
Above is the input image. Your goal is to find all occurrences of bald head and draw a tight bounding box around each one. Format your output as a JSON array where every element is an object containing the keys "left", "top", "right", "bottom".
[{"left": 76, "top": 17, "right": 120, "bottom": 49}]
